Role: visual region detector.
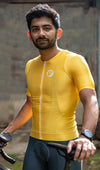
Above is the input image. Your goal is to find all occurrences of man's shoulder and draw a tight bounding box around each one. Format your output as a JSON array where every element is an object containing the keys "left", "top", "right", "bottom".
[
  {"left": 65, "top": 50, "right": 82, "bottom": 58},
  {"left": 26, "top": 55, "right": 40, "bottom": 65},
  {"left": 63, "top": 50, "right": 84, "bottom": 63},
  {"left": 25, "top": 56, "right": 40, "bottom": 73},
  {"left": 63, "top": 50, "right": 86, "bottom": 71}
]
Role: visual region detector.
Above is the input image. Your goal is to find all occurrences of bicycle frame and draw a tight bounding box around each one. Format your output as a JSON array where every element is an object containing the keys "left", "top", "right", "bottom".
[
  {"left": 47, "top": 142, "right": 76, "bottom": 170},
  {"left": 0, "top": 164, "right": 10, "bottom": 170}
]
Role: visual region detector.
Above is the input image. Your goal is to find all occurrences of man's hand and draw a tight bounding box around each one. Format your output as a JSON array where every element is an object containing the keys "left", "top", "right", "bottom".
[
  {"left": 67, "top": 137, "right": 96, "bottom": 162},
  {"left": 0, "top": 141, "right": 7, "bottom": 149},
  {"left": 0, "top": 131, "right": 12, "bottom": 149}
]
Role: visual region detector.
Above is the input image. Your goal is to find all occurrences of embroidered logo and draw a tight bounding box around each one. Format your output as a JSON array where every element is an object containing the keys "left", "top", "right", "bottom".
[{"left": 47, "top": 70, "right": 54, "bottom": 77}]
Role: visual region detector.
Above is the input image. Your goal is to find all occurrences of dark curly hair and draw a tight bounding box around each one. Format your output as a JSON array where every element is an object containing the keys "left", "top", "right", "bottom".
[{"left": 25, "top": 4, "right": 60, "bottom": 31}]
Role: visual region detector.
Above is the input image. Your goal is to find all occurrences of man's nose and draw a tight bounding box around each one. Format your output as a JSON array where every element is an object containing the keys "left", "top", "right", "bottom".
[{"left": 39, "top": 28, "right": 45, "bottom": 36}]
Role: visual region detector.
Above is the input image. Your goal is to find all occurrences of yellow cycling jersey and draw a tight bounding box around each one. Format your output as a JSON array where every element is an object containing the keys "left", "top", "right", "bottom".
[{"left": 25, "top": 50, "right": 94, "bottom": 141}]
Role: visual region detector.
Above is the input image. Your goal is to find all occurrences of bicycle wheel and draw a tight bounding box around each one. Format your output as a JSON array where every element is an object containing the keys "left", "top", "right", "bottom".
[{"left": 0, "top": 164, "right": 10, "bottom": 170}]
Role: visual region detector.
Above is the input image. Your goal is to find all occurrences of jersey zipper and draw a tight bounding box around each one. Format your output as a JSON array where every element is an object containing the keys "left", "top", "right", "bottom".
[{"left": 39, "top": 61, "right": 46, "bottom": 139}]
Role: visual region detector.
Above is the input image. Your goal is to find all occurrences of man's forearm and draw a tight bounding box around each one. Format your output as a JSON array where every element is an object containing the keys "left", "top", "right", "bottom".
[
  {"left": 80, "top": 89, "right": 99, "bottom": 134},
  {"left": 82, "top": 103, "right": 98, "bottom": 134},
  {"left": 3, "top": 96, "right": 32, "bottom": 134},
  {"left": 67, "top": 89, "right": 98, "bottom": 161}
]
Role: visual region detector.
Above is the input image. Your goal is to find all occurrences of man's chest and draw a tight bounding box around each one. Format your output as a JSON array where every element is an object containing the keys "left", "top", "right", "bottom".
[{"left": 27, "top": 61, "right": 74, "bottom": 97}]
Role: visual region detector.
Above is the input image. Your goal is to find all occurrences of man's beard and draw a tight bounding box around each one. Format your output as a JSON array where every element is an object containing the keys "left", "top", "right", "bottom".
[{"left": 31, "top": 35, "right": 57, "bottom": 50}]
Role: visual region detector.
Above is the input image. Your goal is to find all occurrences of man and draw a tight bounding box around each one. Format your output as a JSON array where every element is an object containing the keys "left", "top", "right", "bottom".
[{"left": 0, "top": 4, "right": 99, "bottom": 170}]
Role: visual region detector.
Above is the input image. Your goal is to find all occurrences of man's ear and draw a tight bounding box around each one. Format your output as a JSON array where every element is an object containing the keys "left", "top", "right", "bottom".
[
  {"left": 56, "top": 28, "right": 63, "bottom": 40},
  {"left": 27, "top": 32, "right": 32, "bottom": 41}
]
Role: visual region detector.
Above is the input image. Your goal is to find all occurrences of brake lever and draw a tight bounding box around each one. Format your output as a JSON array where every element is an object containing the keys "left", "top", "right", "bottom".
[
  {"left": 0, "top": 132, "right": 16, "bottom": 164},
  {"left": 0, "top": 132, "right": 12, "bottom": 143}
]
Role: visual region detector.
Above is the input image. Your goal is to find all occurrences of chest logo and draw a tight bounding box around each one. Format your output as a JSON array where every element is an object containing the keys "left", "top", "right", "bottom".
[{"left": 47, "top": 70, "right": 54, "bottom": 77}]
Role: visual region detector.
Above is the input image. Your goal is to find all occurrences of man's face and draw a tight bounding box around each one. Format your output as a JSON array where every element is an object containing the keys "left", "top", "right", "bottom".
[{"left": 30, "top": 17, "right": 57, "bottom": 50}]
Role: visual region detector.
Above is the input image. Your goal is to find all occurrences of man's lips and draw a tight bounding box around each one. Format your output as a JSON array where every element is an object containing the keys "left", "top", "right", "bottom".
[{"left": 36, "top": 38, "right": 49, "bottom": 43}]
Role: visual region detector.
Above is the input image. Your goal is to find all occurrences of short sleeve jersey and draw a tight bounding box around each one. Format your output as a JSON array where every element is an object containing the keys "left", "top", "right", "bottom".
[{"left": 25, "top": 50, "right": 94, "bottom": 141}]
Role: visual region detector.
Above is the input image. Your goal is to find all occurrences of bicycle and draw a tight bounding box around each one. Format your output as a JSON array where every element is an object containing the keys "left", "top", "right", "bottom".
[
  {"left": 47, "top": 142, "right": 76, "bottom": 170},
  {"left": 0, "top": 132, "right": 77, "bottom": 170},
  {"left": 0, "top": 132, "right": 16, "bottom": 170}
]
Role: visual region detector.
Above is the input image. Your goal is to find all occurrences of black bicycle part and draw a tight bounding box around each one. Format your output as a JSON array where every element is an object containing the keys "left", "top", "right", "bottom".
[
  {"left": 47, "top": 142, "right": 76, "bottom": 160},
  {"left": 47, "top": 142, "right": 76, "bottom": 170},
  {"left": 0, "top": 149, "right": 15, "bottom": 164},
  {"left": 0, "top": 164, "right": 11, "bottom": 170},
  {"left": 0, "top": 132, "right": 16, "bottom": 164},
  {"left": 0, "top": 132, "right": 12, "bottom": 144}
]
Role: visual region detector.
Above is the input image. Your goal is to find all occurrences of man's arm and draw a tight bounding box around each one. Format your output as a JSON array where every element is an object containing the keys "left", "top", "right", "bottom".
[
  {"left": 2, "top": 96, "right": 32, "bottom": 134},
  {"left": 80, "top": 88, "right": 98, "bottom": 133},
  {"left": 67, "top": 88, "right": 99, "bottom": 161}
]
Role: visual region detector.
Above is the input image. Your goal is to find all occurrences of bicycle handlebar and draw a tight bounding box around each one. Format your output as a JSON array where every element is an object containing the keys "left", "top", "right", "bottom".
[
  {"left": 0, "top": 132, "right": 12, "bottom": 144},
  {"left": 47, "top": 142, "right": 76, "bottom": 161},
  {"left": 0, "top": 132, "right": 16, "bottom": 164},
  {"left": 0, "top": 149, "right": 16, "bottom": 164}
]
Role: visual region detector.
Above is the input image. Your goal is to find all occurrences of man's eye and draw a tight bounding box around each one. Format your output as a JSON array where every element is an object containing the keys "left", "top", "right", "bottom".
[
  {"left": 32, "top": 28, "right": 39, "bottom": 32},
  {"left": 44, "top": 27, "right": 51, "bottom": 31}
]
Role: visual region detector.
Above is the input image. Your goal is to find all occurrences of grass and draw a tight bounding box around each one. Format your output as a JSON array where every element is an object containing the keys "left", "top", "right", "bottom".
[
  {"left": 8, "top": 153, "right": 19, "bottom": 160},
  {"left": 84, "top": 151, "right": 100, "bottom": 170},
  {"left": 7, "top": 161, "right": 23, "bottom": 170}
]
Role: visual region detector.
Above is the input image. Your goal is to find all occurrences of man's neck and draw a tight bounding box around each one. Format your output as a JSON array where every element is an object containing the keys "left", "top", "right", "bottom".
[{"left": 39, "top": 46, "right": 61, "bottom": 61}]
